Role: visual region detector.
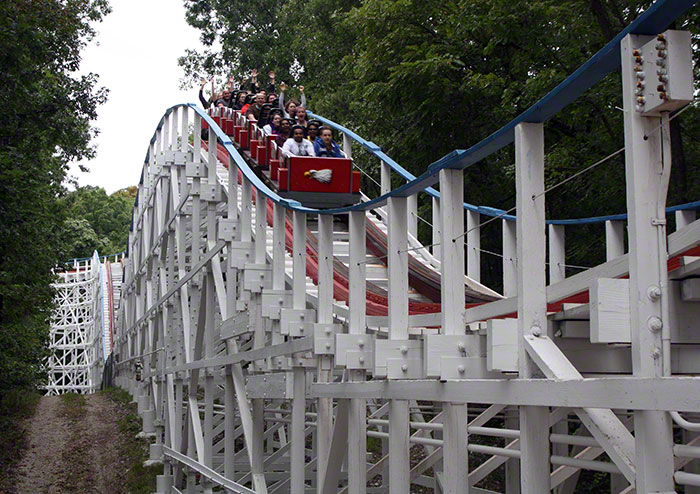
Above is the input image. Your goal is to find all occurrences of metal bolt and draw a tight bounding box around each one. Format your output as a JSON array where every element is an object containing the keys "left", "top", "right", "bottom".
[
  {"left": 358, "top": 339, "right": 364, "bottom": 348},
  {"left": 457, "top": 342, "right": 466, "bottom": 352},
  {"left": 647, "top": 285, "right": 661, "bottom": 301},
  {"left": 457, "top": 365, "right": 465, "bottom": 374},
  {"left": 400, "top": 345, "right": 408, "bottom": 355},
  {"left": 325, "top": 342, "right": 331, "bottom": 350},
  {"left": 359, "top": 356, "right": 365, "bottom": 364},
  {"left": 325, "top": 328, "right": 331, "bottom": 336},
  {"left": 648, "top": 316, "right": 663, "bottom": 333},
  {"left": 531, "top": 325, "right": 542, "bottom": 337},
  {"left": 401, "top": 364, "right": 408, "bottom": 372},
  {"left": 300, "top": 313, "right": 305, "bottom": 319}
]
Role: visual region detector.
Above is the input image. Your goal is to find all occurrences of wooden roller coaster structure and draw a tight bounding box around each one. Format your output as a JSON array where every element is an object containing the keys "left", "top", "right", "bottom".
[{"left": 111, "top": 1, "right": 700, "bottom": 492}]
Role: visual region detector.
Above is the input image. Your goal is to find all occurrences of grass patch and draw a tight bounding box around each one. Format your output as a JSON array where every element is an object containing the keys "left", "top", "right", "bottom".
[
  {"left": 0, "top": 389, "right": 41, "bottom": 493},
  {"left": 101, "top": 387, "right": 160, "bottom": 494}
]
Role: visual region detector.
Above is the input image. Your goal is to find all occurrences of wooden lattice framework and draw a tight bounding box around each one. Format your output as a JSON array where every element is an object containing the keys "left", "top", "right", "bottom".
[{"left": 112, "top": 18, "right": 700, "bottom": 494}]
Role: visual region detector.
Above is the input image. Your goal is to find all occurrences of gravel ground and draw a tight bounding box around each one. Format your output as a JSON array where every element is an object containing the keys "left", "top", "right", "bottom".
[{"left": 13, "top": 394, "right": 126, "bottom": 494}]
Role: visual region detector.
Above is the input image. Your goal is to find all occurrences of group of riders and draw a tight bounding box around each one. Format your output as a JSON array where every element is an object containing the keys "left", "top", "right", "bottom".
[{"left": 199, "top": 69, "right": 343, "bottom": 158}]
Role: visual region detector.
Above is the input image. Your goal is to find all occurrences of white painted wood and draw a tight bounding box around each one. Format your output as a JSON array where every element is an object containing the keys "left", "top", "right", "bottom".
[
  {"left": 272, "top": 204, "right": 285, "bottom": 291},
  {"left": 467, "top": 210, "right": 481, "bottom": 283},
  {"left": 388, "top": 197, "right": 409, "bottom": 338},
  {"left": 381, "top": 161, "right": 391, "bottom": 195},
  {"left": 487, "top": 319, "right": 518, "bottom": 372},
  {"left": 514, "top": 121, "right": 551, "bottom": 493},
  {"left": 440, "top": 169, "right": 465, "bottom": 336},
  {"left": 676, "top": 210, "right": 697, "bottom": 231},
  {"left": 292, "top": 211, "right": 306, "bottom": 310},
  {"left": 548, "top": 224, "right": 565, "bottom": 284},
  {"left": 408, "top": 194, "right": 418, "bottom": 239},
  {"left": 621, "top": 33, "right": 676, "bottom": 493},
  {"left": 523, "top": 335, "right": 636, "bottom": 483},
  {"left": 590, "top": 278, "right": 631, "bottom": 343},
  {"left": 432, "top": 197, "right": 442, "bottom": 262},
  {"left": 502, "top": 219, "right": 517, "bottom": 298},
  {"left": 342, "top": 134, "right": 352, "bottom": 159},
  {"left": 316, "top": 214, "right": 334, "bottom": 491},
  {"left": 605, "top": 220, "right": 625, "bottom": 261}
]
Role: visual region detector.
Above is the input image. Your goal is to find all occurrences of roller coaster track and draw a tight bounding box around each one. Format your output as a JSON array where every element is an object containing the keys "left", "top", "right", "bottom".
[{"left": 90, "top": 1, "right": 700, "bottom": 492}]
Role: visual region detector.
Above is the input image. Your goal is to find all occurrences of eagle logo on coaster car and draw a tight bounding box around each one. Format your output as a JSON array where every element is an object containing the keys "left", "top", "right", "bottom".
[{"left": 304, "top": 169, "right": 333, "bottom": 184}]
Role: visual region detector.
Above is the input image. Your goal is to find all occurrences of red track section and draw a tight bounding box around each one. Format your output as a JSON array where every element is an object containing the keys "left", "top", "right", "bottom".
[{"left": 204, "top": 141, "right": 700, "bottom": 319}]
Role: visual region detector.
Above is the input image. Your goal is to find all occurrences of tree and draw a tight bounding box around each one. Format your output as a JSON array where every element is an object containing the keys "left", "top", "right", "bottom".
[
  {"left": 62, "top": 186, "right": 136, "bottom": 259},
  {"left": 0, "top": 0, "right": 110, "bottom": 395}
]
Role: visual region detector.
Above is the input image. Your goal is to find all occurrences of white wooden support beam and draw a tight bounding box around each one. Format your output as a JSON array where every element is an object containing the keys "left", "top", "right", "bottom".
[
  {"left": 515, "top": 121, "right": 551, "bottom": 493},
  {"left": 387, "top": 196, "right": 410, "bottom": 493},
  {"left": 171, "top": 107, "right": 179, "bottom": 151},
  {"left": 523, "top": 334, "right": 636, "bottom": 484},
  {"left": 677, "top": 209, "right": 696, "bottom": 231},
  {"left": 502, "top": 219, "right": 517, "bottom": 297},
  {"left": 381, "top": 161, "right": 391, "bottom": 195},
  {"left": 255, "top": 193, "right": 267, "bottom": 265},
  {"left": 180, "top": 106, "right": 189, "bottom": 154},
  {"left": 316, "top": 213, "right": 334, "bottom": 491},
  {"left": 605, "top": 220, "right": 625, "bottom": 261},
  {"left": 291, "top": 365, "right": 306, "bottom": 494},
  {"left": 548, "top": 224, "right": 566, "bottom": 285},
  {"left": 342, "top": 134, "right": 352, "bottom": 159},
  {"left": 241, "top": 179, "right": 252, "bottom": 243},
  {"left": 432, "top": 197, "right": 441, "bottom": 262},
  {"left": 440, "top": 169, "right": 466, "bottom": 336},
  {"left": 347, "top": 210, "right": 367, "bottom": 494},
  {"left": 621, "top": 33, "right": 676, "bottom": 493},
  {"left": 439, "top": 168, "right": 469, "bottom": 493},
  {"left": 466, "top": 210, "right": 481, "bottom": 283},
  {"left": 408, "top": 194, "right": 418, "bottom": 239},
  {"left": 272, "top": 204, "right": 285, "bottom": 291}
]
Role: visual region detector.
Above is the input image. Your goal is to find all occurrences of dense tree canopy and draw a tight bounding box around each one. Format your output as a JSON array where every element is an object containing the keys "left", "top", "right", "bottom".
[
  {"left": 181, "top": 0, "right": 700, "bottom": 289},
  {"left": 62, "top": 186, "right": 136, "bottom": 260},
  {"left": 0, "top": 0, "right": 110, "bottom": 394}
]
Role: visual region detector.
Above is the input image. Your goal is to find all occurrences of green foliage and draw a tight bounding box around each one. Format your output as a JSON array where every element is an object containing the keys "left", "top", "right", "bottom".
[
  {"left": 180, "top": 1, "right": 700, "bottom": 290},
  {"left": 0, "top": 390, "right": 41, "bottom": 493},
  {"left": 102, "top": 387, "right": 160, "bottom": 494},
  {"left": 0, "top": 0, "right": 110, "bottom": 395},
  {"left": 62, "top": 185, "right": 136, "bottom": 259}
]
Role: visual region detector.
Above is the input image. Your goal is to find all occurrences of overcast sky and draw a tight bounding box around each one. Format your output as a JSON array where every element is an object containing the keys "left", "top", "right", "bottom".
[{"left": 69, "top": 0, "right": 206, "bottom": 193}]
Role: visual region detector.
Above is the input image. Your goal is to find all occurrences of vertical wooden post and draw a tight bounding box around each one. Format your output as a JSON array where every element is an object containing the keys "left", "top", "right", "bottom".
[
  {"left": 676, "top": 209, "right": 696, "bottom": 230},
  {"left": 348, "top": 210, "right": 367, "bottom": 494},
  {"left": 515, "top": 122, "right": 550, "bottom": 492},
  {"left": 621, "top": 33, "right": 675, "bottom": 493},
  {"left": 408, "top": 194, "right": 418, "bottom": 239},
  {"left": 381, "top": 162, "right": 391, "bottom": 195},
  {"left": 439, "top": 169, "right": 469, "bottom": 494},
  {"left": 548, "top": 223, "right": 568, "bottom": 494},
  {"left": 316, "top": 214, "right": 334, "bottom": 491},
  {"left": 605, "top": 220, "right": 625, "bottom": 261},
  {"left": 291, "top": 210, "right": 307, "bottom": 494},
  {"left": 502, "top": 217, "right": 520, "bottom": 493},
  {"left": 466, "top": 210, "right": 481, "bottom": 283},
  {"left": 343, "top": 134, "right": 353, "bottom": 159},
  {"left": 387, "top": 196, "right": 410, "bottom": 494},
  {"left": 432, "top": 197, "right": 442, "bottom": 262}
]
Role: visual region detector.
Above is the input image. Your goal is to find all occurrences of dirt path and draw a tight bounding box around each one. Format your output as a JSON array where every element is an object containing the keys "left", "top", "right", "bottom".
[{"left": 13, "top": 394, "right": 127, "bottom": 494}]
